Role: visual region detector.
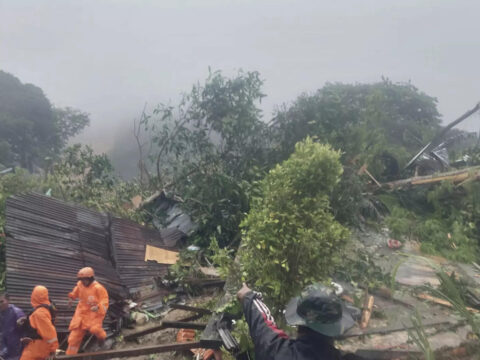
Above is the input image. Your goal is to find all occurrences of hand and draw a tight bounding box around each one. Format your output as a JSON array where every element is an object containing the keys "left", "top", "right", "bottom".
[
  {"left": 20, "top": 337, "right": 32, "bottom": 345},
  {"left": 90, "top": 305, "right": 99, "bottom": 312},
  {"left": 237, "top": 282, "right": 252, "bottom": 304},
  {"left": 16, "top": 316, "right": 27, "bottom": 326},
  {"left": 68, "top": 298, "right": 73, "bottom": 308}
]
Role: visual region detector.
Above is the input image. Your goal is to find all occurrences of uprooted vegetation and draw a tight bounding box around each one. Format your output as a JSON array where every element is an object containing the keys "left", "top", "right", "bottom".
[{"left": 381, "top": 179, "right": 480, "bottom": 262}]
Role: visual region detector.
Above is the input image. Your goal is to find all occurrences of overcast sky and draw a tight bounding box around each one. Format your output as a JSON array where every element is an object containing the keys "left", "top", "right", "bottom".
[{"left": 1, "top": 0, "right": 479, "bottom": 152}]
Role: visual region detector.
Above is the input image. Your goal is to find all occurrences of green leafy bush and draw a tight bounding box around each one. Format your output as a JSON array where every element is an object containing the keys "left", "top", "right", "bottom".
[
  {"left": 417, "top": 220, "right": 477, "bottom": 262},
  {"left": 239, "top": 137, "right": 350, "bottom": 313},
  {"left": 385, "top": 207, "right": 416, "bottom": 240}
]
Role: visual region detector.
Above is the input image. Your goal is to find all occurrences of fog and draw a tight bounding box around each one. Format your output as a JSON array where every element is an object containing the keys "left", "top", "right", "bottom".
[{"left": 1, "top": 0, "right": 479, "bottom": 156}]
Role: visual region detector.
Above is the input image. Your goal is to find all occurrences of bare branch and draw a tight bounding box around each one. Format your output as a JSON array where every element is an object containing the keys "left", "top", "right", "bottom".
[
  {"left": 155, "top": 113, "right": 190, "bottom": 183},
  {"left": 133, "top": 103, "right": 151, "bottom": 185}
]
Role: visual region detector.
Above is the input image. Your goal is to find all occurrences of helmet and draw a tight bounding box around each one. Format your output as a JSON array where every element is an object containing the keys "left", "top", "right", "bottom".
[
  {"left": 77, "top": 267, "right": 95, "bottom": 278},
  {"left": 284, "top": 283, "right": 359, "bottom": 337}
]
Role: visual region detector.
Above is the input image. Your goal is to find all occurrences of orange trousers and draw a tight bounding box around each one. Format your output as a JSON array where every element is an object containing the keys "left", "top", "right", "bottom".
[
  {"left": 66, "top": 325, "right": 106, "bottom": 355},
  {"left": 20, "top": 339, "right": 52, "bottom": 360}
]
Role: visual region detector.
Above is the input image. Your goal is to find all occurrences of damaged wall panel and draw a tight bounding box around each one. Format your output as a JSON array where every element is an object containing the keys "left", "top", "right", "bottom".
[
  {"left": 5, "top": 193, "right": 183, "bottom": 332},
  {"left": 111, "top": 218, "right": 178, "bottom": 297}
]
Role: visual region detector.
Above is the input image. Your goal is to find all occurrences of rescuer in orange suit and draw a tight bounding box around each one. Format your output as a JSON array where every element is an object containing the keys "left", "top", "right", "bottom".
[
  {"left": 66, "top": 267, "right": 109, "bottom": 355},
  {"left": 20, "top": 286, "right": 58, "bottom": 360}
]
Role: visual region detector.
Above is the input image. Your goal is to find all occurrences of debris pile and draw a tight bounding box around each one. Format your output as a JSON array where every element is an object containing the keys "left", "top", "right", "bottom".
[{"left": 5, "top": 193, "right": 184, "bottom": 333}]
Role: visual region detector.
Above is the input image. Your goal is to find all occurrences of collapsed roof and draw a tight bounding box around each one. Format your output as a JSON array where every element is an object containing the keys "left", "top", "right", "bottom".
[{"left": 5, "top": 193, "right": 187, "bottom": 332}]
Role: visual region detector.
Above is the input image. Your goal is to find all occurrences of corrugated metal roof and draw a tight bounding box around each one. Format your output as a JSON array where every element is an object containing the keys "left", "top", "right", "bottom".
[
  {"left": 5, "top": 193, "right": 181, "bottom": 333},
  {"left": 111, "top": 218, "right": 174, "bottom": 295}
]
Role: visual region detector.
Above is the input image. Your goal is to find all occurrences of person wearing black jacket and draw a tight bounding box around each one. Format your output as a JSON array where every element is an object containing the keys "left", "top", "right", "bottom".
[{"left": 237, "top": 282, "right": 363, "bottom": 360}]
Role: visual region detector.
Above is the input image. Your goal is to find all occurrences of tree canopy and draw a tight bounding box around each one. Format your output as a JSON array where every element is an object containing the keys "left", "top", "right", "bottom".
[
  {"left": 271, "top": 80, "right": 442, "bottom": 181},
  {"left": 0, "top": 71, "right": 90, "bottom": 170}
]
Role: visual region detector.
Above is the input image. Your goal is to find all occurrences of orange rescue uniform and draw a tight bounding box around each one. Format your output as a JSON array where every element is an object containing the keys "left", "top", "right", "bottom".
[
  {"left": 20, "top": 286, "right": 58, "bottom": 360},
  {"left": 66, "top": 280, "right": 109, "bottom": 355}
]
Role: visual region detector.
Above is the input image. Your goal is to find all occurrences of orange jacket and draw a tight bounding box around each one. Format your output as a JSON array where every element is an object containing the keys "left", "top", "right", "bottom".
[
  {"left": 20, "top": 286, "right": 58, "bottom": 359},
  {"left": 68, "top": 280, "right": 109, "bottom": 330}
]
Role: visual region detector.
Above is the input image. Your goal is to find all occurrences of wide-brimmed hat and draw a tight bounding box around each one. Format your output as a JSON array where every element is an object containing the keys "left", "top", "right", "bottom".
[{"left": 285, "top": 283, "right": 359, "bottom": 337}]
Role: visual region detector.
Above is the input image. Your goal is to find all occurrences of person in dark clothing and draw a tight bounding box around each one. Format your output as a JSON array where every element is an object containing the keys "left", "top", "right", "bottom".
[
  {"left": 0, "top": 292, "right": 25, "bottom": 360},
  {"left": 237, "top": 282, "right": 363, "bottom": 360}
]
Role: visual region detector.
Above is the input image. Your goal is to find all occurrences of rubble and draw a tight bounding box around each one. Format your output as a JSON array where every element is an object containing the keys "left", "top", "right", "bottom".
[{"left": 335, "top": 228, "right": 480, "bottom": 359}]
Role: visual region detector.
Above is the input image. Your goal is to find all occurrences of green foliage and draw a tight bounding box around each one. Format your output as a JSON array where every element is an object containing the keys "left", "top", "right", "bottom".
[
  {"left": 385, "top": 207, "right": 416, "bottom": 240},
  {"left": 166, "top": 249, "right": 208, "bottom": 295},
  {"left": 46, "top": 144, "right": 146, "bottom": 221},
  {"left": 381, "top": 179, "right": 480, "bottom": 262},
  {"left": 181, "top": 170, "right": 254, "bottom": 248},
  {"left": 239, "top": 138, "right": 350, "bottom": 313},
  {"left": 53, "top": 107, "right": 90, "bottom": 149},
  {"left": 430, "top": 271, "right": 480, "bottom": 338},
  {"left": 0, "top": 71, "right": 89, "bottom": 170},
  {"left": 407, "top": 309, "right": 435, "bottom": 360},
  {"left": 208, "top": 237, "right": 238, "bottom": 280},
  {"left": 329, "top": 167, "right": 368, "bottom": 225},
  {"left": 232, "top": 318, "right": 254, "bottom": 356},
  {"left": 417, "top": 220, "right": 477, "bottom": 262},
  {"left": 48, "top": 144, "right": 115, "bottom": 203},
  {"left": 141, "top": 70, "right": 269, "bottom": 248},
  {"left": 270, "top": 80, "right": 441, "bottom": 181},
  {"left": 336, "top": 249, "right": 390, "bottom": 290}
]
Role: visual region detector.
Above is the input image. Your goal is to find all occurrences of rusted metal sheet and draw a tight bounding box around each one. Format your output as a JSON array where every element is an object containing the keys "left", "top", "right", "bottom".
[
  {"left": 5, "top": 193, "right": 181, "bottom": 333},
  {"left": 110, "top": 217, "right": 178, "bottom": 298}
]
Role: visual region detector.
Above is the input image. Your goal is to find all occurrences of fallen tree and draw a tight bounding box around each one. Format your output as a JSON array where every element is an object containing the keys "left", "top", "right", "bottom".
[{"left": 381, "top": 166, "right": 480, "bottom": 190}]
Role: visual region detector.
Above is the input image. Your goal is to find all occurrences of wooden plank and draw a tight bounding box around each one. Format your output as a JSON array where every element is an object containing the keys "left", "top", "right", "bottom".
[
  {"left": 416, "top": 293, "right": 479, "bottom": 313},
  {"left": 123, "top": 317, "right": 207, "bottom": 341},
  {"left": 170, "top": 303, "right": 212, "bottom": 315},
  {"left": 144, "top": 245, "right": 179, "bottom": 264},
  {"left": 162, "top": 321, "right": 207, "bottom": 330},
  {"left": 56, "top": 341, "right": 203, "bottom": 360},
  {"left": 382, "top": 166, "right": 480, "bottom": 190},
  {"left": 360, "top": 294, "right": 374, "bottom": 329},
  {"left": 123, "top": 323, "right": 167, "bottom": 341}
]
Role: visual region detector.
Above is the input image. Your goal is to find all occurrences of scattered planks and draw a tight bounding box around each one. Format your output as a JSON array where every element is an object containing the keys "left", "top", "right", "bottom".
[
  {"left": 416, "top": 293, "right": 480, "bottom": 313},
  {"left": 340, "top": 316, "right": 457, "bottom": 339},
  {"left": 123, "top": 305, "right": 210, "bottom": 341}
]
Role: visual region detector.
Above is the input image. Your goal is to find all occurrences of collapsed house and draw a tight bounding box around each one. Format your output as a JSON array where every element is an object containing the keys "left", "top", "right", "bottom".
[{"left": 4, "top": 192, "right": 191, "bottom": 333}]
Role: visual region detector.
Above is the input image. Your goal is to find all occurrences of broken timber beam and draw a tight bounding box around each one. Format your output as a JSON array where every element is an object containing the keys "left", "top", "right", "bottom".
[
  {"left": 382, "top": 166, "right": 480, "bottom": 190},
  {"left": 161, "top": 321, "right": 207, "bottom": 330},
  {"left": 360, "top": 293, "right": 374, "bottom": 329},
  {"left": 123, "top": 319, "right": 206, "bottom": 341},
  {"left": 416, "top": 293, "right": 480, "bottom": 313},
  {"left": 55, "top": 341, "right": 203, "bottom": 360},
  {"left": 169, "top": 304, "right": 213, "bottom": 315}
]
